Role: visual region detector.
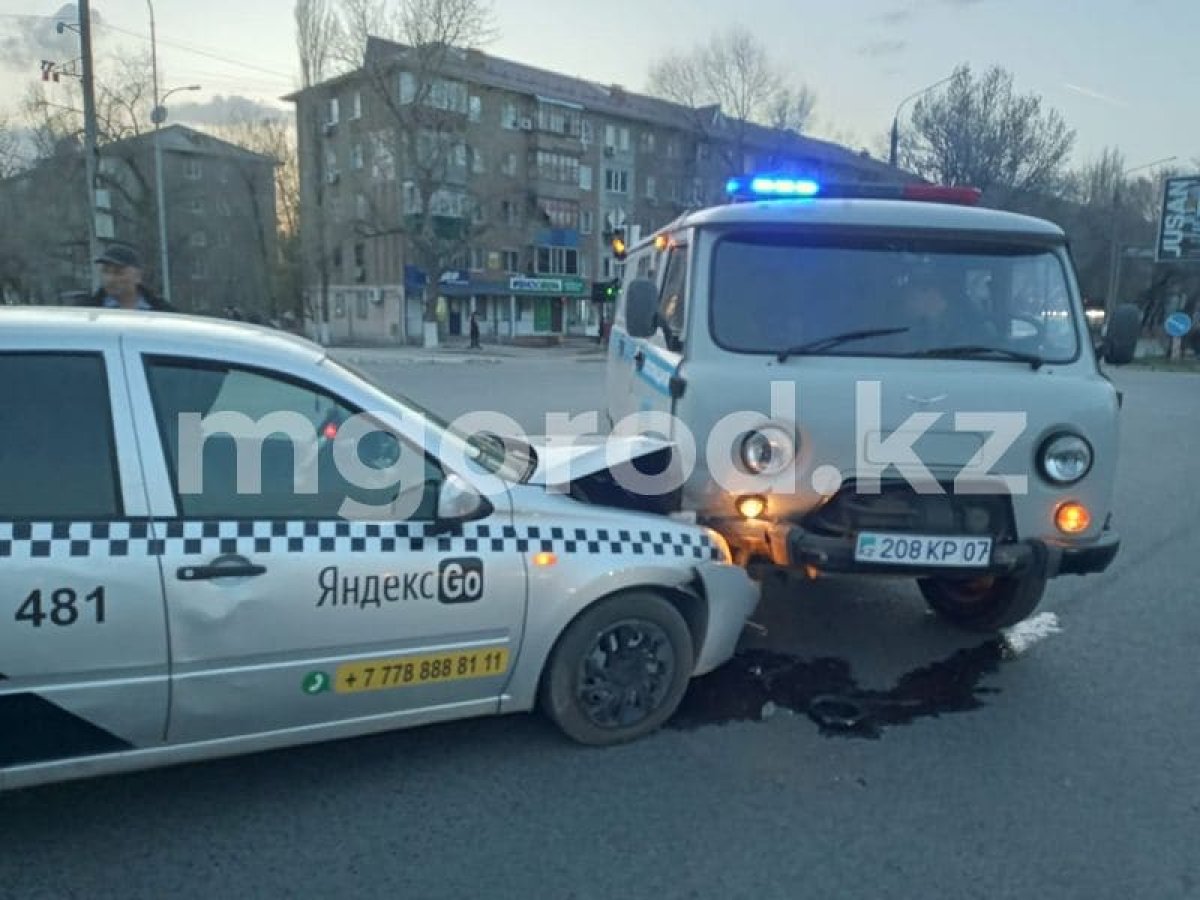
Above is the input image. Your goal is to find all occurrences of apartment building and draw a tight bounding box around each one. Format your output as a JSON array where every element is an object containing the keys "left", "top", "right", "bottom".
[
  {"left": 288, "top": 37, "right": 903, "bottom": 345},
  {"left": 0, "top": 125, "right": 277, "bottom": 315}
]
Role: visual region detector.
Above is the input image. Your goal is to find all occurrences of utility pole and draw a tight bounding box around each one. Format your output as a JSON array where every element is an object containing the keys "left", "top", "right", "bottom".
[{"left": 79, "top": 0, "right": 101, "bottom": 291}]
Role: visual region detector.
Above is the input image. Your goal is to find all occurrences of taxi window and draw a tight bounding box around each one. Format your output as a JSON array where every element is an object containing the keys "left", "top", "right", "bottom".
[
  {"left": 145, "top": 359, "right": 441, "bottom": 521},
  {"left": 0, "top": 353, "right": 120, "bottom": 519}
]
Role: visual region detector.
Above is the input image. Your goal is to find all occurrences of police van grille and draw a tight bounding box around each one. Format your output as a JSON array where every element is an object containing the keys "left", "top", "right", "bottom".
[{"left": 800, "top": 481, "right": 1016, "bottom": 540}]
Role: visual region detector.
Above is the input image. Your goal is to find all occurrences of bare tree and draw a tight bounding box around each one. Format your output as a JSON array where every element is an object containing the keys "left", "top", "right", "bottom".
[
  {"left": 212, "top": 114, "right": 302, "bottom": 319},
  {"left": 648, "top": 27, "right": 817, "bottom": 173},
  {"left": 331, "top": 0, "right": 497, "bottom": 345},
  {"left": 295, "top": 0, "right": 346, "bottom": 340},
  {"left": 904, "top": 64, "right": 1075, "bottom": 199},
  {"left": 0, "top": 114, "right": 22, "bottom": 178},
  {"left": 296, "top": 0, "right": 343, "bottom": 87}
]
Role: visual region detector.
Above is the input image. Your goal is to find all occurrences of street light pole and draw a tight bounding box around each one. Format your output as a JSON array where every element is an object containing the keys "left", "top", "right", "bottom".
[
  {"left": 148, "top": 0, "right": 170, "bottom": 304},
  {"left": 1104, "top": 155, "right": 1177, "bottom": 320},
  {"left": 889, "top": 73, "right": 956, "bottom": 168},
  {"left": 79, "top": 0, "right": 100, "bottom": 291}
]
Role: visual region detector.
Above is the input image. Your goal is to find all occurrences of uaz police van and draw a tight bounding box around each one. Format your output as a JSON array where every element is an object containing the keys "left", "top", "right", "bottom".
[{"left": 604, "top": 176, "right": 1141, "bottom": 632}]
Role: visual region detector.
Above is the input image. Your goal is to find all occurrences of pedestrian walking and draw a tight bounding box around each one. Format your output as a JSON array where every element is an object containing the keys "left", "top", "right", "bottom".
[
  {"left": 469, "top": 311, "right": 481, "bottom": 349},
  {"left": 83, "top": 244, "right": 173, "bottom": 311}
]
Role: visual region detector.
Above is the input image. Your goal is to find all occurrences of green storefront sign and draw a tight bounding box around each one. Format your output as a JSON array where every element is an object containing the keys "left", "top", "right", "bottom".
[{"left": 508, "top": 276, "right": 588, "bottom": 297}]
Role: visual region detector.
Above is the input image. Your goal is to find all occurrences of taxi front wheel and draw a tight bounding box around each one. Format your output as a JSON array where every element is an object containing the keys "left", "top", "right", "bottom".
[{"left": 540, "top": 592, "right": 694, "bottom": 746}]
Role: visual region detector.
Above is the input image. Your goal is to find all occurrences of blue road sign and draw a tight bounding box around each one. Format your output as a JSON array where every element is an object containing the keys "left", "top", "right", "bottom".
[{"left": 1165, "top": 312, "right": 1193, "bottom": 339}]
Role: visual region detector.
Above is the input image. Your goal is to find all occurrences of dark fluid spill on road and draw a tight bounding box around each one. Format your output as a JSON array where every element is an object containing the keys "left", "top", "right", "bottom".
[{"left": 669, "top": 641, "right": 1006, "bottom": 739}]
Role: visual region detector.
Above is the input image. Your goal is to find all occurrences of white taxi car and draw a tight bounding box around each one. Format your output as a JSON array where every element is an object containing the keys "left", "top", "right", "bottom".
[{"left": 0, "top": 308, "right": 758, "bottom": 792}]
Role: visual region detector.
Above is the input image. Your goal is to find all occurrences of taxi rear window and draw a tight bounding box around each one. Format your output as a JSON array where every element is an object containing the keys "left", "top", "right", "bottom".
[{"left": 0, "top": 352, "right": 121, "bottom": 519}]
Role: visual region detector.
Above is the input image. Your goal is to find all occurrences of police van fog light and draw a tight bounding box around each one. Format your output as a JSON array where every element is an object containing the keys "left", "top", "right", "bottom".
[
  {"left": 1055, "top": 502, "right": 1091, "bottom": 535},
  {"left": 737, "top": 495, "right": 767, "bottom": 519},
  {"left": 532, "top": 551, "right": 557, "bottom": 567}
]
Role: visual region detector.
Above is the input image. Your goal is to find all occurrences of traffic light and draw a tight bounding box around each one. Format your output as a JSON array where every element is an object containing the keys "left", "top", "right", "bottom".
[
  {"left": 606, "top": 228, "right": 627, "bottom": 261},
  {"left": 603, "top": 279, "right": 619, "bottom": 300},
  {"left": 591, "top": 279, "right": 620, "bottom": 303}
]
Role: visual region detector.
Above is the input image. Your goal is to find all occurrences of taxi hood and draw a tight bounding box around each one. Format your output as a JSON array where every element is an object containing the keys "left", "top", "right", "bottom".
[{"left": 521, "top": 434, "right": 675, "bottom": 490}]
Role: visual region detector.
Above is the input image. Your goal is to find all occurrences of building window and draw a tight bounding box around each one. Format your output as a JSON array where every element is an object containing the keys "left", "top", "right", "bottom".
[
  {"left": 619, "top": 127, "right": 630, "bottom": 152},
  {"left": 535, "top": 151, "right": 580, "bottom": 185},
  {"left": 604, "top": 124, "right": 616, "bottom": 150},
  {"left": 536, "top": 246, "right": 578, "bottom": 275},
  {"left": 581, "top": 119, "right": 593, "bottom": 145},
  {"left": 581, "top": 210, "right": 593, "bottom": 234},
  {"left": 537, "top": 101, "right": 581, "bottom": 137},
  {"left": 501, "top": 249, "right": 520, "bottom": 272},
  {"left": 538, "top": 198, "right": 578, "bottom": 229},
  {"left": 332, "top": 246, "right": 343, "bottom": 271},
  {"left": 469, "top": 95, "right": 482, "bottom": 122},
  {"left": 184, "top": 158, "right": 201, "bottom": 180},
  {"left": 604, "top": 168, "right": 629, "bottom": 194},
  {"left": 470, "top": 247, "right": 486, "bottom": 270},
  {"left": 217, "top": 230, "right": 230, "bottom": 247},
  {"left": 192, "top": 259, "right": 207, "bottom": 279},
  {"left": 641, "top": 132, "right": 656, "bottom": 154},
  {"left": 327, "top": 96, "right": 339, "bottom": 125},
  {"left": 356, "top": 290, "right": 369, "bottom": 318},
  {"left": 355, "top": 193, "right": 368, "bottom": 221},
  {"left": 580, "top": 254, "right": 590, "bottom": 278},
  {"left": 579, "top": 164, "right": 593, "bottom": 191},
  {"left": 402, "top": 182, "right": 421, "bottom": 215},
  {"left": 190, "top": 231, "right": 207, "bottom": 248},
  {"left": 350, "top": 91, "right": 362, "bottom": 120},
  {"left": 667, "top": 139, "right": 679, "bottom": 159},
  {"left": 472, "top": 146, "right": 485, "bottom": 174},
  {"left": 645, "top": 176, "right": 657, "bottom": 199},
  {"left": 186, "top": 199, "right": 204, "bottom": 214},
  {"left": 502, "top": 101, "right": 520, "bottom": 129},
  {"left": 350, "top": 143, "right": 364, "bottom": 170},
  {"left": 502, "top": 152, "right": 517, "bottom": 176},
  {"left": 216, "top": 199, "right": 231, "bottom": 217},
  {"left": 399, "top": 72, "right": 415, "bottom": 104},
  {"left": 500, "top": 199, "right": 519, "bottom": 226}
]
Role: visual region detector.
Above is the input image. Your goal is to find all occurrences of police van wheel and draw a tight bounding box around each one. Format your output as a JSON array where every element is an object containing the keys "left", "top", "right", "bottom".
[
  {"left": 540, "top": 592, "right": 694, "bottom": 746},
  {"left": 918, "top": 572, "right": 1046, "bottom": 633}
]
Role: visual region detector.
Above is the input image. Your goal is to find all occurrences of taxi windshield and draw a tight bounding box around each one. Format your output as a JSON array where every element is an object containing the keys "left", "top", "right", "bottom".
[{"left": 709, "top": 231, "right": 1081, "bottom": 363}]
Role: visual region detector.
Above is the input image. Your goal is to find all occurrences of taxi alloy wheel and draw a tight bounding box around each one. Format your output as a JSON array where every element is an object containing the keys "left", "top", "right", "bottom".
[
  {"left": 917, "top": 571, "right": 1047, "bottom": 633},
  {"left": 541, "top": 591, "right": 694, "bottom": 746}
]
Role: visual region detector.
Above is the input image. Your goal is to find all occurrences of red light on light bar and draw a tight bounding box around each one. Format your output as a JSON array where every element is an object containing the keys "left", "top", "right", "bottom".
[{"left": 901, "top": 184, "right": 982, "bottom": 205}]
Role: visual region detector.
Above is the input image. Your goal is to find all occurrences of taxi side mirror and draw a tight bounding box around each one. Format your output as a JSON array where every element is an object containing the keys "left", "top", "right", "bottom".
[
  {"left": 625, "top": 279, "right": 658, "bottom": 339},
  {"left": 434, "top": 473, "right": 490, "bottom": 530}
]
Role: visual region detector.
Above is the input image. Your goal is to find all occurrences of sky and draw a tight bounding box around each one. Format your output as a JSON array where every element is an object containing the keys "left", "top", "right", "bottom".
[{"left": 1, "top": 0, "right": 1196, "bottom": 171}]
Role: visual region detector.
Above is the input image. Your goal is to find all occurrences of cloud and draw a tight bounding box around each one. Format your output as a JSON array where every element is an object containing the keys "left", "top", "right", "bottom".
[
  {"left": 0, "top": 5, "right": 103, "bottom": 72},
  {"left": 1062, "top": 83, "right": 1129, "bottom": 108},
  {"left": 859, "top": 40, "right": 908, "bottom": 57},
  {"left": 169, "top": 95, "right": 290, "bottom": 126},
  {"left": 876, "top": 8, "right": 915, "bottom": 25}
]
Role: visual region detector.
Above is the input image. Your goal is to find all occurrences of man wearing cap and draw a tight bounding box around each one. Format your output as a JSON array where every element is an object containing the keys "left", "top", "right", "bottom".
[{"left": 85, "top": 244, "right": 173, "bottom": 311}]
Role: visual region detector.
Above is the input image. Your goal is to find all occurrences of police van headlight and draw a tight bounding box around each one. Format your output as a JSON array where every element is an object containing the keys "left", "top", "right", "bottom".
[
  {"left": 1039, "top": 433, "right": 1093, "bottom": 484},
  {"left": 739, "top": 426, "right": 794, "bottom": 476}
]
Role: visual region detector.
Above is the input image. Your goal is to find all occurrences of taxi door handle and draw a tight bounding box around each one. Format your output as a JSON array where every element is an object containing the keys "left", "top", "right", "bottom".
[
  {"left": 177, "top": 555, "right": 267, "bottom": 581},
  {"left": 634, "top": 350, "right": 645, "bottom": 371}
]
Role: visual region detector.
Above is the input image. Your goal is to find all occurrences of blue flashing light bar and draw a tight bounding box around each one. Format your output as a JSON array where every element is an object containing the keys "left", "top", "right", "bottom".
[
  {"left": 725, "top": 175, "right": 982, "bottom": 206},
  {"left": 726, "top": 175, "right": 821, "bottom": 199}
]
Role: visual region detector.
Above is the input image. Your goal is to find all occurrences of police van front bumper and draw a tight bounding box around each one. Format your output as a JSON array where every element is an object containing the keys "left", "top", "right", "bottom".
[{"left": 760, "top": 523, "right": 1120, "bottom": 580}]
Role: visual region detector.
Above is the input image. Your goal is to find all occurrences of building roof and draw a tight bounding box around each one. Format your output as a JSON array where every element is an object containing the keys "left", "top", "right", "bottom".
[
  {"left": 114, "top": 124, "right": 277, "bottom": 165},
  {"left": 289, "top": 37, "right": 904, "bottom": 181}
]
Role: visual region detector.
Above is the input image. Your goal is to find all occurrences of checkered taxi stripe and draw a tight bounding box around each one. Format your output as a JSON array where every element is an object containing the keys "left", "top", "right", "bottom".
[{"left": 0, "top": 520, "right": 722, "bottom": 562}]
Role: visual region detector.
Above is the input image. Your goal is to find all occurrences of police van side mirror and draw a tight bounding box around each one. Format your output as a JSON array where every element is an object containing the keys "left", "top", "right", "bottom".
[
  {"left": 625, "top": 279, "right": 658, "bottom": 339},
  {"left": 1101, "top": 303, "right": 1140, "bottom": 366}
]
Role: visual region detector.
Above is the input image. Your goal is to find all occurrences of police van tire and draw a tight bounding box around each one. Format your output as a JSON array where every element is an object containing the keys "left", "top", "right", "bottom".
[
  {"left": 918, "top": 571, "right": 1047, "bottom": 633},
  {"left": 540, "top": 591, "right": 694, "bottom": 746}
]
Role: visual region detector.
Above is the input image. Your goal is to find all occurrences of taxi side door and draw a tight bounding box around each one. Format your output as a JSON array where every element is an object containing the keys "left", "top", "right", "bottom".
[
  {"left": 0, "top": 341, "right": 168, "bottom": 776},
  {"left": 122, "top": 346, "right": 526, "bottom": 746}
]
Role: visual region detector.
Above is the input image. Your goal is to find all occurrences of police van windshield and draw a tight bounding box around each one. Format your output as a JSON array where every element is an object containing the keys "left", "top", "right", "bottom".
[{"left": 709, "top": 231, "right": 1081, "bottom": 363}]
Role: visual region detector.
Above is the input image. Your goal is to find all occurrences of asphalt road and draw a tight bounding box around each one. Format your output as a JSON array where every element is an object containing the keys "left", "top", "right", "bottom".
[{"left": 2, "top": 357, "right": 1197, "bottom": 900}]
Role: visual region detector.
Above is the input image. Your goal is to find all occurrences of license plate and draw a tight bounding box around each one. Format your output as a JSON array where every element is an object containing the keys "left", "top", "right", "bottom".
[
  {"left": 854, "top": 533, "right": 992, "bottom": 567},
  {"left": 335, "top": 647, "right": 509, "bottom": 694}
]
